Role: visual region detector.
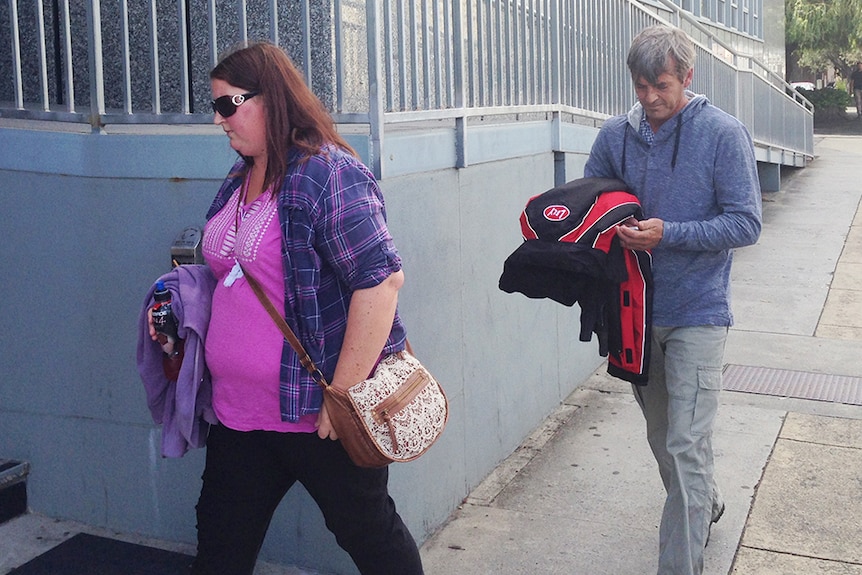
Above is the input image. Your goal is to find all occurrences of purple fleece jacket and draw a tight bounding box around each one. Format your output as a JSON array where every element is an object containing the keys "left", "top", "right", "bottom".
[{"left": 137, "top": 264, "right": 219, "bottom": 457}]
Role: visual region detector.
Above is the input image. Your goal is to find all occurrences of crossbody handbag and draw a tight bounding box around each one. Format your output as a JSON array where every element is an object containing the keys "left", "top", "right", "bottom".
[{"left": 242, "top": 267, "right": 449, "bottom": 468}]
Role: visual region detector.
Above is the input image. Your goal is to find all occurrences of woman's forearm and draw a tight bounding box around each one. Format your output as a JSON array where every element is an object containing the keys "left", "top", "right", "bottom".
[{"left": 330, "top": 270, "right": 405, "bottom": 391}]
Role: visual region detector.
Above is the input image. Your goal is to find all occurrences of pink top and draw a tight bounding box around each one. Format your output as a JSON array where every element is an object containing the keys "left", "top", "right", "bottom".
[{"left": 202, "top": 184, "right": 317, "bottom": 433}]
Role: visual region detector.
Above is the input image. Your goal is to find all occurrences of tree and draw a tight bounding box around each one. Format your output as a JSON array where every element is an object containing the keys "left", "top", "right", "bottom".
[{"left": 786, "top": 0, "right": 862, "bottom": 85}]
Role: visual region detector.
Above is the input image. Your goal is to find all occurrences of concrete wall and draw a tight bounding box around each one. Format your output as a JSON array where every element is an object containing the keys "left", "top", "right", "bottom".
[{"left": 0, "top": 122, "right": 603, "bottom": 574}]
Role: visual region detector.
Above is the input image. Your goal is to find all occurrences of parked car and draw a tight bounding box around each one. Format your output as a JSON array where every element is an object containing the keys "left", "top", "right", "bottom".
[{"left": 791, "top": 81, "right": 816, "bottom": 91}]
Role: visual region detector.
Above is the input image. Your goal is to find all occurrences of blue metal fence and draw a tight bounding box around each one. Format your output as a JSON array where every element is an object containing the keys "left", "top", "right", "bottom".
[{"left": 1, "top": 0, "right": 813, "bottom": 170}]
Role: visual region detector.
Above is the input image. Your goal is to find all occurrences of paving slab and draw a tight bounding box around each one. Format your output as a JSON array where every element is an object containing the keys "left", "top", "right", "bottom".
[
  {"left": 419, "top": 502, "right": 656, "bottom": 575},
  {"left": 725, "top": 330, "right": 862, "bottom": 378},
  {"left": 819, "top": 288, "right": 862, "bottom": 329},
  {"left": 731, "top": 283, "right": 825, "bottom": 335},
  {"left": 731, "top": 547, "right": 862, "bottom": 575},
  {"left": 841, "top": 227, "right": 862, "bottom": 262},
  {"left": 830, "top": 262, "right": 862, "bottom": 291},
  {"left": 740, "top": 416, "right": 862, "bottom": 565},
  {"left": 813, "top": 323, "right": 862, "bottom": 340},
  {"left": 780, "top": 411, "right": 862, "bottom": 449}
]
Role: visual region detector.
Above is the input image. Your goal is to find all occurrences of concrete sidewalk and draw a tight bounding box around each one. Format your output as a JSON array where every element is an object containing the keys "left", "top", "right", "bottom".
[
  {"left": 2, "top": 134, "right": 862, "bottom": 575},
  {"left": 419, "top": 133, "right": 862, "bottom": 574}
]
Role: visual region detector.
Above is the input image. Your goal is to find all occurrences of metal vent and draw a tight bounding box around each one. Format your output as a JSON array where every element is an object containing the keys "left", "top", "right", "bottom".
[{"left": 723, "top": 364, "right": 862, "bottom": 405}]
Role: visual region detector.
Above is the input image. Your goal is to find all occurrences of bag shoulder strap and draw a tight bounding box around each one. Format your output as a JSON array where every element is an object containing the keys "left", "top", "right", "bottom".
[{"left": 241, "top": 265, "right": 329, "bottom": 388}]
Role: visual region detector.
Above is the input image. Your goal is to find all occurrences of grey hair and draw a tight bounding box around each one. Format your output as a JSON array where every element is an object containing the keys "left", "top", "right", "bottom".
[{"left": 627, "top": 25, "right": 696, "bottom": 84}]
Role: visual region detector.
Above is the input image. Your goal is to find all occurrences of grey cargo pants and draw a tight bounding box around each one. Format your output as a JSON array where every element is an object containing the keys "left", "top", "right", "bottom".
[{"left": 633, "top": 325, "right": 727, "bottom": 575}]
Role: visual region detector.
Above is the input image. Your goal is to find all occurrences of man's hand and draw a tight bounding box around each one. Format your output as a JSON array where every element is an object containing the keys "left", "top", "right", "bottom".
[{"left": 617, "top": 217, "right": 663, "bottom": 251}]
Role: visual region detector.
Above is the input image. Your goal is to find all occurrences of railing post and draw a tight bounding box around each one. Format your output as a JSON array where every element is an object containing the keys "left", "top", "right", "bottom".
[
  {"left": 365, "top": 0, "right": 385, "bottom": 178},
  {"left": 85, "top": 0, "right": 105, "bottom": 132},
  {"left": 268, "top": 0, "right": 279, "bottom": 44},
  {"left": 452, "top": 0, "right": 466, "bottom": 168},
  {"left": 35, "top": 0, "right": 49, "bottom": 111},
  {"left": 735, "top": 61, "right": 743, "bottom": 128},
  {"left": 550, "top": 0, "right": 563, "bottom": 184},
  {"left": 300, "top": 0, "right": 312, "bottom": 82},
  {"left": 147, "top": 0, "right": 161, "bottom": 115},
  {"left": 59, "top": 0, "right": 75, "bottom": 112},
  {"left": 9, "top": 0, "right": 24, "bottom": 109},
  {"left": 238, "top": 0, "right": 248, "bottom": 43},
  {"left": 550, "top": 0, "right": 561, "bottom": 107},
  {"left": 177, "top": 0, "right": 191, "bottom": 114},
  {"left": 120, "top": 0, "right": 132, "bottom": 113},
  {"left": 206, "top": 0, "right": 218, "bottom": 68}
]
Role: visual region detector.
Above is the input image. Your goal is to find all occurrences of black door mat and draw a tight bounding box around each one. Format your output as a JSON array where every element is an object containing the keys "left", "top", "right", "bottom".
[{"left": 10, "top": 532, "right": 193, "bottom": 575}]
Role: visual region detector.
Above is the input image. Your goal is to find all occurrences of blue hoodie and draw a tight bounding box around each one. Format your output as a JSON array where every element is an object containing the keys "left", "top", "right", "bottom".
[{"left": 584, "top": 93, "right": 762, "bottom": 327}]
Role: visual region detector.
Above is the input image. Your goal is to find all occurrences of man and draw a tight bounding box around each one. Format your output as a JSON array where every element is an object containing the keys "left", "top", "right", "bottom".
[
  {"left": 583, "top": 25, "right": 762, "bottom": 575},
  {"left": 850, "top": 63, "right": 862, "bottom": 119}
]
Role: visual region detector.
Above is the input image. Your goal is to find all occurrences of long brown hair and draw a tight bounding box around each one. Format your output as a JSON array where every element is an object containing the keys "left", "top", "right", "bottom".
[{"left": 210, "top": 42, "right": 356, "bottom": 192}]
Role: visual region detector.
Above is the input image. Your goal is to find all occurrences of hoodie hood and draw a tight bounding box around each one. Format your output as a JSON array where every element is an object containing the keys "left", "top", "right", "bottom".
[{"left": 622, "top": 91, "right": 709, "bottom": 174}]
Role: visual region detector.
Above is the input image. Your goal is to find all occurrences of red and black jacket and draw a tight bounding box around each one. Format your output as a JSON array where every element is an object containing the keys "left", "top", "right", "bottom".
[{"left": 499, "top": 177, "right": 653, "bottom": 384}]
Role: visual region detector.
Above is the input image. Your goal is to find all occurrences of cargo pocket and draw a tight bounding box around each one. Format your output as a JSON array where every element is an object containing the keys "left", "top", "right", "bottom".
[{"left": 691, "top": 366, "right": 722, "bottom": 436}]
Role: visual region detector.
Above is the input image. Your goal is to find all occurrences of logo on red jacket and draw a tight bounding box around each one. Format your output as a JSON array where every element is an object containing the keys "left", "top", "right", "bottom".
[{"left": 543, "top": 205, "right": 570, "bottom": 221}]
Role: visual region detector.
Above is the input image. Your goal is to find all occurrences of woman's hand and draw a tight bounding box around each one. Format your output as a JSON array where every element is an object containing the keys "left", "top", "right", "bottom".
[
  {"left": 316, "top": 401, "right": 338, "bottom": 440},
  {"left": 147, "top": 307, "right": 159, "bottom": 341},
  {"left": 148, "top": 306, "right": 176, "bottom": 355}
]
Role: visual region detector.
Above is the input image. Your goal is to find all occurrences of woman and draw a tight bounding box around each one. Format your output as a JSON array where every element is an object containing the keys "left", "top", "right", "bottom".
[{"left": 191, "top": 42, "right": 423, "bottom": 574}]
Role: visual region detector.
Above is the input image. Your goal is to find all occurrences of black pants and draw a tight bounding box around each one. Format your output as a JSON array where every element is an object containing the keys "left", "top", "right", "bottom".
[{"left": 191, "top": 424, "right": 424, "bottom": 575}]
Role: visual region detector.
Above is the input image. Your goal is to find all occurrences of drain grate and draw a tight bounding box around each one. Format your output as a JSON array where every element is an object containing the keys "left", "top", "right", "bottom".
[{"left": 723, "top": 364, "right": 862, "bottom": 405}]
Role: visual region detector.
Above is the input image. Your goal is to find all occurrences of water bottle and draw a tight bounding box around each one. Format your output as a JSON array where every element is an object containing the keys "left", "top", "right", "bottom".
[{"left": 152, "top": 280, "right": 183, "bottom": 380}]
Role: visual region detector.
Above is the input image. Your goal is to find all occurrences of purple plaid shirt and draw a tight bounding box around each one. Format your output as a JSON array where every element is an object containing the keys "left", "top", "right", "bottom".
[{"left": 206, "top": 145, "right": 406, "bottom": 422}]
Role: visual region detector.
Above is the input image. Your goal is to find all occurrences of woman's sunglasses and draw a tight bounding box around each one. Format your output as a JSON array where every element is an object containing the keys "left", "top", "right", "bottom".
[{"left": 211, "top": 92, "right": 259, "bottom": 118}]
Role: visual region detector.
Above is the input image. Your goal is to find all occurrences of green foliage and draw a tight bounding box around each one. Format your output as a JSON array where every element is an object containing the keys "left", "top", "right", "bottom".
[
  {"left": 786, "top": 0, "right": 862, "bottom": 49},
  {"left": 797, "top": 87, "right": 854, "bottom": 120},
  {"left": 786, "top": 0, "right": 862, "bottom": 81},
  {"left": 798, "top": 88, "right": 853, "bottom": 109}
]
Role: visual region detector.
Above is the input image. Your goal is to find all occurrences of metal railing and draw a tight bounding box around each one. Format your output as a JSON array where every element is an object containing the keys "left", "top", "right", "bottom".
[{"left": 1, "top": 0, "right": 813, "bottom": 169}]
